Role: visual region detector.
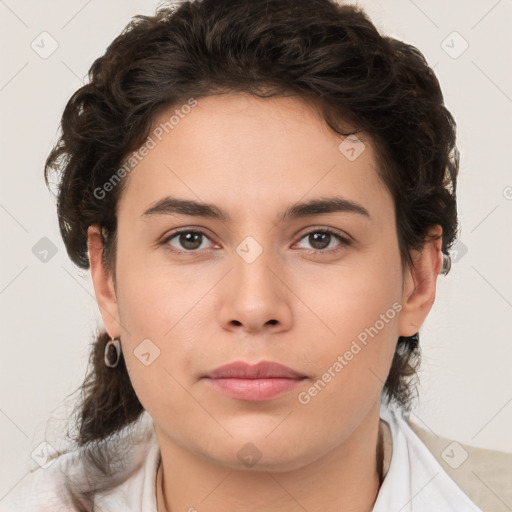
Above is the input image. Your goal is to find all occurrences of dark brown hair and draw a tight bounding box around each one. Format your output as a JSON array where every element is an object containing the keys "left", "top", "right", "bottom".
[{"left": 43, "top": 0, "right": 458, "bottom": 505}]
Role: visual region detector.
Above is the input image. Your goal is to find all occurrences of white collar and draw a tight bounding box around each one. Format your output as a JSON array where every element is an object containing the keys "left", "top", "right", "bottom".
[{"left": 372, "top": 400, "right": 483, "bottom": 511}]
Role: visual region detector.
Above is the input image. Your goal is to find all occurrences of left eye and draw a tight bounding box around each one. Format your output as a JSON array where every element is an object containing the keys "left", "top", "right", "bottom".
[{"left": 295, "top": 229, "right": 351, "bottom": 252}]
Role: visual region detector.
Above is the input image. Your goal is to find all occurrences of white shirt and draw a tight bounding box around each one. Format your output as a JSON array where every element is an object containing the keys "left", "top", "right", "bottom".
[
  {"left": 373, "top": 402, "right": 483, "bottom": 511},
  {"left": 0, "top": 401, "right": 484, "bottom": 511}
]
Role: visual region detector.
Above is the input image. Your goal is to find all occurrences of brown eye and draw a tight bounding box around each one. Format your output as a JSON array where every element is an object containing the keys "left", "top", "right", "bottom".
[
  {"left": 163, "top": 230, "right": 213, "bottom": 252},
  {"left": 295, "top": 229, "right": 351, "bottom": 253},
  {"left": 308, "top": 232, "right": 332, "bottom": 250}
]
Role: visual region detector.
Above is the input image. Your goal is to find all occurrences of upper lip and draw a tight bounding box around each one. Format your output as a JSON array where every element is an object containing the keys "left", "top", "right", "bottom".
[{"left": 204, "top": 361, "right": 307, "bottom": 379}]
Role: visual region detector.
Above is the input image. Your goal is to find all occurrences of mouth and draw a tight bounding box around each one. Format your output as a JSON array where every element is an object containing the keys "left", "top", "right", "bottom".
[
  {"left": 204, "top": 377, "right": 307, "bottom": 401},
  {"left": 202, "top": 360, "right": 308, "bottom": 402}
]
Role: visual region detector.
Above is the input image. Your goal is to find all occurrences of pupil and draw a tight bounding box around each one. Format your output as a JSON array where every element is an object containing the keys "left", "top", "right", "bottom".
[
  {"left": 311, "top": 232, "right": 330, "bottom": 250},
  {"left": 181, "top": 232, "right": 201, "bottom": 250}
]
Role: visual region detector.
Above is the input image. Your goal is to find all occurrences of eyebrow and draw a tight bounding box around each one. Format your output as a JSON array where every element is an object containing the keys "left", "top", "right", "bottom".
[{"left": 141, "top": 195, "right": 370, "bottom": 222}]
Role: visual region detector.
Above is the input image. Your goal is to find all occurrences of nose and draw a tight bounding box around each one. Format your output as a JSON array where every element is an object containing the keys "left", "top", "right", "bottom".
[{"left": 218, "top": 243, "right": 293, "bottom": 334}]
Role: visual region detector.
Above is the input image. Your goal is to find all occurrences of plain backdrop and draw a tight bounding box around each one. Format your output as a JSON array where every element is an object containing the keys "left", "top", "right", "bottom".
[{"left": 1, "top": 0, "right": 511, "bottom": 499}]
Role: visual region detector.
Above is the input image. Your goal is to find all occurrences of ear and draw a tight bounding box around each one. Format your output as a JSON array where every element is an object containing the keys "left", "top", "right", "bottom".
[
  {"left": 397, "top": 225, "right": 444, "bottom": 337},
  {"left": 87, "top": 224, "right": 121, "bottom": 338}
]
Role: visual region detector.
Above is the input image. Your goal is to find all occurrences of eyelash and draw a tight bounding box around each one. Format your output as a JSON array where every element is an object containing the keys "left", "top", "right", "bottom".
[{"left": 161, "top": 227, "right": 352, "bottom": 255}]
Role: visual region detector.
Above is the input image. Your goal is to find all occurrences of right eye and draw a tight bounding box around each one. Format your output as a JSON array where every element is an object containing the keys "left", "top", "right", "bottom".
[{"left": 162, "top": 230, "right": 216, "bottom": 253}]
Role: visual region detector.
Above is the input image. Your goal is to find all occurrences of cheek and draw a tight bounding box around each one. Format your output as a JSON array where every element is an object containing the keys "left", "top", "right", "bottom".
[
  {"left": 294, "top": 246, "right": 402, "bottom": 398},
  {"left": 114, "top": 237, "right": 201, "bottom": 336},
  {"left": 113, "top": 241, "right": 220, "bottom": 404},
  {"left": 294, "top": 242, "right": 402, "bottom": 341},
  {"left": 115, "top": 266, "right": 202, "bottom": 421}
]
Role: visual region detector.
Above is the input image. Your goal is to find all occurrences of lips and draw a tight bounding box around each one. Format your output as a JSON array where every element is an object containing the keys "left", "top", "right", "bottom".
[
  {"left": 204, "top": 360, "right": 307, "bottom": 379},
  {"left": 203, "top": 361, "right": 308, "bottom": 401}
]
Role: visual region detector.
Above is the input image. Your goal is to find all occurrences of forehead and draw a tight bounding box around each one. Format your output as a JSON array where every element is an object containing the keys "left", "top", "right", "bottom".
[{"left": 117, "top": 93, "right": 392, "bottom": 223}]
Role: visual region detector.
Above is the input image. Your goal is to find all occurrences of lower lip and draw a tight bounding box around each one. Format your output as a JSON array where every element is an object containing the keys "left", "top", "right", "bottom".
[{"left": 204, "top": 377, "right": 306, "bottom": 401}]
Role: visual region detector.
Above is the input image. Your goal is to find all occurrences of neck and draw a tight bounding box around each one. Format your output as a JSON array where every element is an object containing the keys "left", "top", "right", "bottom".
[{"left": 156, "top": 402, "right": 383, "bottom": 512}]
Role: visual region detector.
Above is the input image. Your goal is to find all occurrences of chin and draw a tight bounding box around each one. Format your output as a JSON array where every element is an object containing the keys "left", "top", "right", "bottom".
[{"left": 198, "top": 435, "right": 321, "bottom": 473}]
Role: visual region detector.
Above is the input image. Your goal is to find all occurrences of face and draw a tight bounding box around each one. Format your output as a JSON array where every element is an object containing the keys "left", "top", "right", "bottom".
[{"left": 89, "top": 92, "right": 441, "bottom": 471}]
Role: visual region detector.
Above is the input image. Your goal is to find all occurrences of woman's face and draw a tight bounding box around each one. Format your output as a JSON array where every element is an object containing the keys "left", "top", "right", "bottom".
[{"left": 89, "top": 92, "right": 440, "bottom": 471}]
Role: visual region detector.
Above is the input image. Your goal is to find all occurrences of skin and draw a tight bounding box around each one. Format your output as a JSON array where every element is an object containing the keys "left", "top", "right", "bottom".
[{"left": 88, "top": 92, "right": 442, "bottom": 512}]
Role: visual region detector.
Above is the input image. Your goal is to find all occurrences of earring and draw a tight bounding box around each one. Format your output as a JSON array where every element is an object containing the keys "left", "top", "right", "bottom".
[
  {"left": 104, "top": 337, "right": 122, "bottom": 368},
  {"left": 440, "top": 252, "right": 451, "bottom": 275}
]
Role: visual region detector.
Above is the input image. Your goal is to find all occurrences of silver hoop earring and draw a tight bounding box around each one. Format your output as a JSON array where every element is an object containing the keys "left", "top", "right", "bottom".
[
  {"left": 440, "top": 252, "right": 451, "bottom": 276},
  {"left": 104, "top": 337, "right": 122, "bottom": 368}
]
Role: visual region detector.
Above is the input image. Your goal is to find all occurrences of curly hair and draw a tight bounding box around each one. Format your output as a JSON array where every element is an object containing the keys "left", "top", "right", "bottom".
[{"left": 43, "top": 0, "right": 458, "bottom": 504}]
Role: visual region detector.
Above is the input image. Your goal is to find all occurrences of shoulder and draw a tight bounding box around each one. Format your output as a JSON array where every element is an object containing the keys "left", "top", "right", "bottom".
[
  {"left": 0, "top": 450, "right": 77, "bottom": 511},
  {"left": 408, "top": 419, "right": 512, "bottom": 512},
  {"left": 0, "top": 412, "right": 158, "bottom": 512}
]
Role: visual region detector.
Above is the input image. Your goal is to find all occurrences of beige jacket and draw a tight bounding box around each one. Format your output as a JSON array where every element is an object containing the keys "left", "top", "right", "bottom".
[{"left": 391, "top": 420, "right": 512, "bottom": 511}]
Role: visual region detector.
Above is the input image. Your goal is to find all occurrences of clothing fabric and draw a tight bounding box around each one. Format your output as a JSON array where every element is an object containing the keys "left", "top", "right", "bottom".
[
  {"left": 1, "top": 401, "right": 506, "bottom": 511},
  {"left": 373, "top": 403, "right": 482, "bottom": 511}
]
